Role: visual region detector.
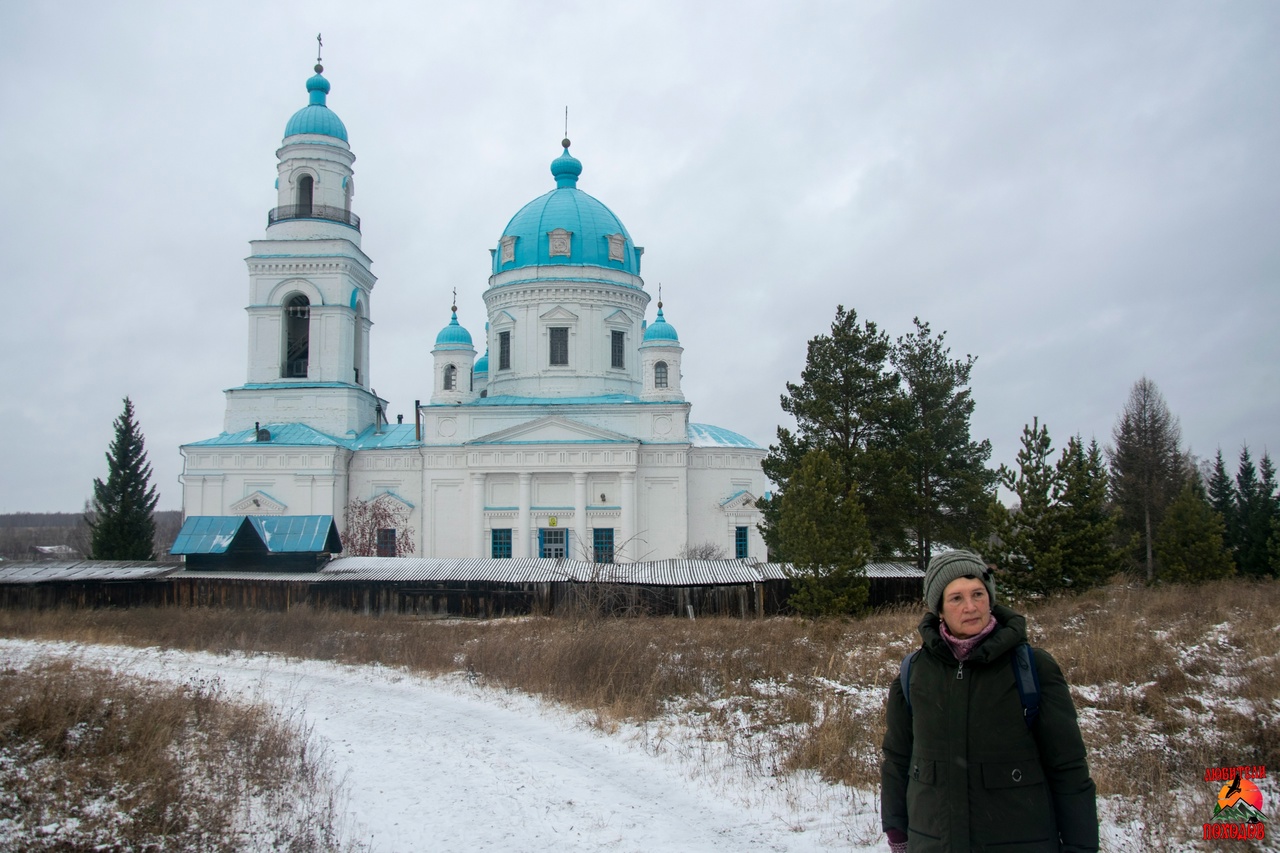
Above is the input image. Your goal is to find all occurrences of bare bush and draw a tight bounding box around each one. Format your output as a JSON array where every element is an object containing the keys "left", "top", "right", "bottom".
[{"left": 0, "top": 657, "right": 364, "bottom": 852}]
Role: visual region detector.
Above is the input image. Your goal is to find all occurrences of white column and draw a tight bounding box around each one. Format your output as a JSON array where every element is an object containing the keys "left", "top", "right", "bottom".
[
  {"left": 573, "top": 472, "right": 588, "bottom": 560},
  {"left": 471, "top": 472, "right": 486, "bottom": 557},
  {"left": 517, "top": 472, "right": 533, "bottom": 558},
  {"left": 620, "top": 471, "right": 636, "bottom": 561}
]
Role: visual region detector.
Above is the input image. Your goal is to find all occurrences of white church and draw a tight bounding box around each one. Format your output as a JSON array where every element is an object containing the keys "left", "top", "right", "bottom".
[{"left": 178, "top": 62, "right": 768, "bottom": 563}]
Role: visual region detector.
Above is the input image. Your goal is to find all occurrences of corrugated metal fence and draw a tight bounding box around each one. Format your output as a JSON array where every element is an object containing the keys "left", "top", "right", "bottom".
[{"left": 0, "top": 558, "right": 923, "bottom": 617}]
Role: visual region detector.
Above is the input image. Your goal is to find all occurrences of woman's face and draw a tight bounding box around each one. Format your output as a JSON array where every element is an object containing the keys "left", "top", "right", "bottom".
[{"left": 940, "top": 576, "right": 991, "bottom": 639}]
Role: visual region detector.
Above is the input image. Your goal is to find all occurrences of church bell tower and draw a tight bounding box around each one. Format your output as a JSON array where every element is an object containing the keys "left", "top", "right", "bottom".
[{"left": 222, "top": 54, "right": 381, "bottom": 438}]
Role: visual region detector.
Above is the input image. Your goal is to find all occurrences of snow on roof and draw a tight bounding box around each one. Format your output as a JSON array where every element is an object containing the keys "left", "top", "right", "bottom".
[{"left": 687, "top": 423, "right": 762, "bottom": 449}]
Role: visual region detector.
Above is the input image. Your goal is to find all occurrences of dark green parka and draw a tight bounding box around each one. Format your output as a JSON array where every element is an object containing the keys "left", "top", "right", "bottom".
[{"left": 881, "top": 604, "right": 1098, "bottom": 852}]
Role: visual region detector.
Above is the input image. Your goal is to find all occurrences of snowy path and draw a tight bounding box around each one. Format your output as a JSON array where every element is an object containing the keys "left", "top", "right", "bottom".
[{"left": 0, "top": 640, "right": 879, "bottom": 852}]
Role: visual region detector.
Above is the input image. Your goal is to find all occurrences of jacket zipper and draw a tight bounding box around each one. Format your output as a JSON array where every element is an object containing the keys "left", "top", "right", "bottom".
[{"left": 956, "top": 659, "right": 965, "bottom": 680}]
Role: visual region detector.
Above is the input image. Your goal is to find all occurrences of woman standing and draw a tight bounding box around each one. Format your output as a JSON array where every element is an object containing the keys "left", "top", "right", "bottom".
[{"left": 880, "top": 550, "right": 1098, "bottom": 852}]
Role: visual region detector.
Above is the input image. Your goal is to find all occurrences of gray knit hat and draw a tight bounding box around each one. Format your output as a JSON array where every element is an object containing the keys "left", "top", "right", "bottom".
[{"left": 923, "top": 550, "right": 995, "bottom": 614}]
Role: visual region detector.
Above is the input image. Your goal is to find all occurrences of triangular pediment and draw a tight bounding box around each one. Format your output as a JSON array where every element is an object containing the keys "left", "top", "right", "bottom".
[
  {"left": 230, "top": 490, "right": 287, "bottom": 514},
  {"left": 540, "top": 305, "right": 579, "bottom": 322},
  {"left": 604, "top": 309, "right": 631, "bottom": 328},
  {"left": 720, "top": 490, "right": 759, "bottom": 510},
  {"left": 469, "top": 415, "right": 637, "bottom": 445},
  {"left": 371, "top": 490, "right": 415, "bottom": 511},
  {"left": 492, "top": 310, "right": 517, "bottom": 327}
]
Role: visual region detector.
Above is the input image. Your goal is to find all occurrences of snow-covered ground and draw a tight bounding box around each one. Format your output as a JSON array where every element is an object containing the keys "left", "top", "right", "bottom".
[{"left": 0, "top": 639, "right": 884, "bottom": 852}]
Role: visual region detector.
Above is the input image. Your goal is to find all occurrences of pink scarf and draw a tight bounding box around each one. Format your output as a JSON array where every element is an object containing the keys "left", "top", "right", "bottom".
[{"left": 939, "top": 613, "right": 998, "bottom": 661}]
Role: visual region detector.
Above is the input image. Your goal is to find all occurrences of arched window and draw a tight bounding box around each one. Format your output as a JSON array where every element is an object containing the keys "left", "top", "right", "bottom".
[
  {"left": 297, "top": 174, "right": 314, "bottom": 216},
  {"left": 444, "top": 364, "right": 457, "bottom": 391},
  {"left": 654, "top": 361, "right": 668, "bottom": 389},
  {"left": 353, "top": 298, "right": 366, "bottom": 385},
  {"left": 283, "top": 294, "right": 310, "bottom": 378}
]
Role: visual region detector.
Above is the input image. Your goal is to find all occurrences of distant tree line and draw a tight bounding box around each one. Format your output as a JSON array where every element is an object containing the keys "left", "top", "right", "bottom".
[{"left": 762, "top": 307, "right": 1278, "bottom": 615}]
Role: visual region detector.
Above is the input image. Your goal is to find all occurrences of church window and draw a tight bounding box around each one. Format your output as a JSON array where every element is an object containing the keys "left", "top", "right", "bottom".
[
  {"left": 297, "top": 174, "right": 314, "bottom": 217},
  {"left": 593, "top": 528, "right": 614, "bottom": 564},
  {"left": 491, "top": 528, "right": 512, "bottom": 559},
  {"left": 735, "top": 526, "right": 749, "bottom": 559},
  {"left": 549, "top": 327, "right": 569, "bottom": 366},
  {"left": 444, "top": 364, "right": 457, "bottom": 391},
  {"left": 283, "top": 294, "right": 310, "bottom": 378},
  {"left": 498, "top": 331, "right": 511, "bottom": 370},
  {"left": 540, "top": 528, "right": 566, "bottom": 559},
  {"left": 611, "top": 331, "right": 625, "bottom": 369},
  {"left": 654, "top": 361, "right": 668, "bottom": 388},
  {"left": 376, "top": 528, "right": 397, "bottom": 557},
  {"left": 500, "top": 235, "right": 516, "bottom": 264},
  {"left": 353, "top": 298, "right": 366, "bottom": 385}
]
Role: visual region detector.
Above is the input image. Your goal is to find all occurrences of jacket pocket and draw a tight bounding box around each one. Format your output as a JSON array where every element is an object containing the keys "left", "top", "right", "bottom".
[
  {"left": 906, "top": 759, "right": 944, "bottom": 842},
  {"left": 976, "top": 759, "right": 1055, "bottom": 847}
]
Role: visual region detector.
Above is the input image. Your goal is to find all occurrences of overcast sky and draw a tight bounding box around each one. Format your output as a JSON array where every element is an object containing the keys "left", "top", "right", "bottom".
[{"left": 1, "top": 1, "right": 1276, "bottom": 513}]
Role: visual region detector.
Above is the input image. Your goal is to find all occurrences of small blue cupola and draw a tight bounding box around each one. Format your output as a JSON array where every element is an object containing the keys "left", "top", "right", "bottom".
[
  {"left": 284, "top": 63, "right": 349, "bottom": 142},
  {"left": 434, "top": 308, "right": 474, "bottom": 349},
  {"left": 642, "top": 304, "right": 680, "bottom": 344}
]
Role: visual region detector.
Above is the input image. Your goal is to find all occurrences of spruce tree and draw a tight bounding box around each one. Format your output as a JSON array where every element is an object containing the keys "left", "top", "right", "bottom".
[
  {"left": 991, "top": 418, "right": 1064, "bottom": 597},
  {"left": 1206, "top": 449, "right": 1238, "bottom": 567},
  {"left": 1055, "top": 436, "right": 1119, "bottom": 591},
  {"left": 88, "top": 398, "right": 159, "bottom": 560},
  {"left": 1153, "top": 480, "right": 1234, "bottom": 583},
  {"left": 1237, "top": 450, "right": 1279, "bottom": 577},
  {"left": 776, "top": 449, "right": 872, "bottom": 616},
  {"left": 891, "top": 318, "right": 996, "bottom": 568}
]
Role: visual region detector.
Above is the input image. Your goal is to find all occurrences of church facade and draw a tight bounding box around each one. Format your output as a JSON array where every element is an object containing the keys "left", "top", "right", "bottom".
[{"left": 179, "top": 63, "right": 767, "bottom": 562}]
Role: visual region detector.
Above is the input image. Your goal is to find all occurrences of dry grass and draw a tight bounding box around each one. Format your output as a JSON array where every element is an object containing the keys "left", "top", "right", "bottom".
[
  {"left": 0, "top": 657, "right": 363, "bottom": 852},
  {"left": 1, "top": 577, "right": 1276, "bottom": 846}
]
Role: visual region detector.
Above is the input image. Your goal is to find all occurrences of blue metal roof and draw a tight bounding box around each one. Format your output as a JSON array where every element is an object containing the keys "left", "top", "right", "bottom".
[
  {"left": 284, "top": 70, "right": 348, "bottom": 142},
  {"left": 491, "top": 145, "right": 640, "bottom": 276},
  {"left": 186, "top": 422, "right": 348, "bottom": 448},
  {"left": 171, "top": 515, "right": 340, "bottom": 555},
  {"left": 349, "top": 423, "right": 421, "bottom": 449},
  {"left": 688, "top": 423, "right": 763, "bottom": 449},
  {"left": 170, "top": 516, "right": 246, "bottom": 555},
  {"left": 249, "top": 516, "right": 341, "bottom": 553}
]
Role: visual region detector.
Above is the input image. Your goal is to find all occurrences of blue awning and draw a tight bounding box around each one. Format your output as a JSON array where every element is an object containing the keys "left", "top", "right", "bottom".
[
  {"left": 171, "top": 516, "right": 340, "bottom": 555},
  {"left": 170, "top": 516, "right": 248, "bottom": 555},
  {"left": 247, "top": 516, "right": 342, "bottom": 553}
]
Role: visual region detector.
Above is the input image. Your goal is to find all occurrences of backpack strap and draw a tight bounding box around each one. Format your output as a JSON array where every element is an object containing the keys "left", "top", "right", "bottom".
[
  {"left": 1011, "top": 643, "right": 1042, "bottom": 728},
  {"left": 899, "top": 649, "right": 921, "bottom": 715}
]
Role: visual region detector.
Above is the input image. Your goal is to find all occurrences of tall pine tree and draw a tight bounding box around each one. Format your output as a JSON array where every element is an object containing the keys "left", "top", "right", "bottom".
[
  {"left": 991, "top": 418, "right": 1064, "bottom": 597},
  {"left": 1236, "top": 448, "right": 1279, "bottom": 577},
  {"left": 1108, "top": 377, "right": 1187, "bottom": 582},
  {"left": 892, "top": 318, "right": 996, "bottom": 568},
  {"left": 1206, "top": 449, "right": 1238, "bottom": 567},
  {"left": 775, "top": 449, "right": 872, "bottom": 616},
  {"left": 1055, "top": 436, "right": 1119, "bottom": 591},
  {"left": 762, "top": 306, "right": 905, "bottom": 558},
  {"left": 1154, "top": 479, "right": 1234, "bottom": 583},
  {"left": 88, "top": 398, "right": 159, "bottom": 560}
]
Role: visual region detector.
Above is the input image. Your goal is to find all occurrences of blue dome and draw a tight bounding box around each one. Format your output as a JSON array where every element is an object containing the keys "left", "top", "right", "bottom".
[
  {"left": 492, "top": 144, "right": 641, "bottom": 276},
  {"left": 642, "top": 306, "right": 679, "bottom": 343},
  {"left": 284, "top": 68, "right": 348, "bottom": 142},
  {"left": 474, "top": 351, "right": 490, "bottom": 374},
  {"left": 434, "top": 310, "right": 474, "bottom": 349}
]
